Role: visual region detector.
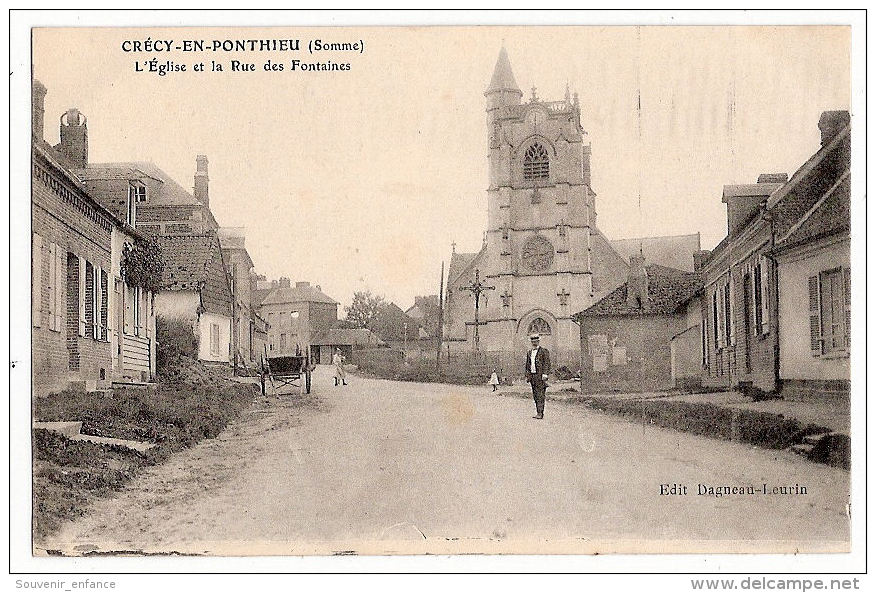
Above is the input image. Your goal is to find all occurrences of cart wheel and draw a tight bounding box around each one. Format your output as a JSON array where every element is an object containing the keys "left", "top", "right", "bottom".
[{"left": 306, "top": 368, "right": 312, "bottom": 394}]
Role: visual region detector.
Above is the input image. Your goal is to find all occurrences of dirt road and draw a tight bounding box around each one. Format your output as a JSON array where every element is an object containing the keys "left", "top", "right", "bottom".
[{"left": 38, "top": 367, "right": 849, "bottom": 555}]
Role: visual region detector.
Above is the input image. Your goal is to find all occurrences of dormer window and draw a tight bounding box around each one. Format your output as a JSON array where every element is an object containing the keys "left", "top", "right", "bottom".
[
  {"left": 127, "top": 181, "right": 146, "bottom": 225},
  {"left": 523, "top": 143, "right": 550, "bottom": 180}
]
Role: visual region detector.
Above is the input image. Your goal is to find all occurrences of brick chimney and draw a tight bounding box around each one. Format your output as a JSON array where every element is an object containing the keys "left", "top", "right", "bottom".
[
  {"left": 626, "top": 254, "right": 648, "bottom": 309},
  {"left": 59, "top": 107, "right": 88, "bottom": 168},
  {"left": 194, "top": 155, "right": 209, "bottom": 208},
  {"left": 818, "top": 110, "right": 850, "bottom": 146},
  {"left": 295, "top": 281, "right": 310, "bottom": 289},
  {"left": 692, "top": 250, "right": 711, "bottom": 271},
  {"left": 32, "top": 79, "right": 47, "bottom": 141},
  {"left": 279, "top": 277, "right": 291, "bottom": 289}
]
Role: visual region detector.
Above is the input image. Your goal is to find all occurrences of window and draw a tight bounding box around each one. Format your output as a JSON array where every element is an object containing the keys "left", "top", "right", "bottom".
[
  {"left": 809, "top": 268, "right": 850, "bottom": 356},
  {"left": 523, "top": 143, "right": 550, "bottom": 180},
  {"left": 127, "top": 182, "right": 146, "bottom": 226},
  {"left": 210, "top": 323, "right": 220, "bottom": 356},
  {"left": 759, "top": 255, "right": 770, "bottom": 334},
  {"left": 45, "top": 242, "right": 65, "bottom": 332},
  {"left": 712, "top": 291, "right": 719, "bottom": 350},
  {"left": 528, "top": 317, "right": 551, "bottom": 336},
  {"left": 279, "top": 333, "right": 287, "bottom": 351},
  {"left": 723, "top": 281, "right": 733, "bottom": 346},
  {"left": 92, "top": 264, "right": 104, "bottom": 341}
]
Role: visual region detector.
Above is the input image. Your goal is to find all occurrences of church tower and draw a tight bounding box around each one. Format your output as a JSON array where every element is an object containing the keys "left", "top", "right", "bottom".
[{"left": 446, "top": 47, "right": 596, "bottom": 368}]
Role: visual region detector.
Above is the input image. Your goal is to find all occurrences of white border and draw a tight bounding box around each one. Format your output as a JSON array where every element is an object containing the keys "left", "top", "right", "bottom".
[{"left": 6, "top": 8, "right": 869, "bottom": 581}]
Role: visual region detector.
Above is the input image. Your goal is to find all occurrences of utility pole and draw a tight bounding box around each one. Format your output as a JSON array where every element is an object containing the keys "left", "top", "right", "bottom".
[
  {"left": 458, "top": 269, "right": 495, "bottom": 352},
  {"left": 436, "top": 261, "right": 444, "bottom": 375}
]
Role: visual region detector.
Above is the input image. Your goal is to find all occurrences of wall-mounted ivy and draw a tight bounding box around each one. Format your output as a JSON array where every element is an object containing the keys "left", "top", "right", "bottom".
[{"left": 120, "top": 238, "right": 164, "bottom": 294}]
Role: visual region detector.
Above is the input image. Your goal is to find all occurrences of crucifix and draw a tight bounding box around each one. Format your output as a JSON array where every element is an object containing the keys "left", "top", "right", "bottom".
[{"left": 458, "top": 268, "right": 495, "bottom": 351}]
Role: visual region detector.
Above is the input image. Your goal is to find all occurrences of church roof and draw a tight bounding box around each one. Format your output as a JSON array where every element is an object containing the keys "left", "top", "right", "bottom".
[
  {"left": 448, "top": 247, "right": 486, "bottom": 285},
  {"left": 486, "top": 47, "right": 522, "bottom": 96},
  {"left": 575, "top": 265, "right": 702, "bottom": 318},
  {"left": 609, "top": 233, "right": 702, "bottom": 272}
]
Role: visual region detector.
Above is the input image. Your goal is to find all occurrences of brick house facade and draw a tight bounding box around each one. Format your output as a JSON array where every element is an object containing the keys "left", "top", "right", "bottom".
[{"left": 32, "top": 81, "right": 156, "bottom": 395}]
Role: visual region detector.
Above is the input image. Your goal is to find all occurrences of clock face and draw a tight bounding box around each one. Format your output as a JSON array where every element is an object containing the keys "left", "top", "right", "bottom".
[{"left": 521, "top": 236, "right": 554, "bottom": 271}]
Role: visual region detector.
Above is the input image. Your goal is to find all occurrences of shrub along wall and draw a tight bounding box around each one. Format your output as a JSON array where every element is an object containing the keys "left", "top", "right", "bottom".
[{"left": 575, "top": 395, "right": 833, "bottom": 453}]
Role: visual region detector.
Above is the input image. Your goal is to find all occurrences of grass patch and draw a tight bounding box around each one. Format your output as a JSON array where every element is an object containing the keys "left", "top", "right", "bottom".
[
  {"left": 575, "top": 395, "right": 832, "bottom": 452},
  {"left": 32, "top": 359, "right": 258, "bottom": 541}
]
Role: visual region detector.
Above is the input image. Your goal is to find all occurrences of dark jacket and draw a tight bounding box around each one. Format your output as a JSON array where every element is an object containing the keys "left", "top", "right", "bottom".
[{"left": 524, "top": 346, "right": 551, "bottom": 383}]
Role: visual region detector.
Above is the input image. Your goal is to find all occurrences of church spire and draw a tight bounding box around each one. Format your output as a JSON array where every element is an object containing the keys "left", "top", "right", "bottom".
[{"left": 485, "top": 46, "right": 523, "bottom": 100}]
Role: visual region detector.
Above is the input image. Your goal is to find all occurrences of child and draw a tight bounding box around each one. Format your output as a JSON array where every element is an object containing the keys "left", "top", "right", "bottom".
[{"left": 489, "top": 371, "right": 500, "bottom": 392}]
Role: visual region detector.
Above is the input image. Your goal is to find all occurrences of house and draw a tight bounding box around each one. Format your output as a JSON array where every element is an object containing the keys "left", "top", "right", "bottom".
[
  {"left": 258, "top": 280, "right": 338, "bottom": 359},
  {"left": 699, "top": 110, "right": 851, "bottom": 398},
  {"left": 218, "top": 227, "right": 268, "bottom": 368},
  {"left": 78, "top": 155, "right": 219, "bottom": 237},
  {"left": 574, "top": 256, "right": 701, "bottom": 392},
  {"left": 154, "top": 234, "right": 234, "bottom": 364},
  {"left": 699, "top": 174, "right": 787, "bottom": 392},
  {"left": 310, "top": 328, "right": 386, "bottom": 363},
  {"left": 405, "top": 294, "right": 440, "bottom": 338},
  {"left": 32, "top": 81, "right": 157, "bottom": 395},
  {"left": 769, "top": 111, "right": 851, "bottom": 401}
]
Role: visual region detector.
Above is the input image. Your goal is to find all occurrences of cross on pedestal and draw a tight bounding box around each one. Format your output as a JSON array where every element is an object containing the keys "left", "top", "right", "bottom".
[{"left": 458, "top": 269, "right": 495, "bottom": 351}]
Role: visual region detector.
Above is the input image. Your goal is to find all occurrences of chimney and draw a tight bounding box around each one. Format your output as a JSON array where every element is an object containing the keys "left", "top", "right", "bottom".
[
  {"left": 32, "top": 79, "right": 47, "bottom": 141},
  {"left": 626, "top": 254, "right": 648, "bottom": 309},
  {"left": 818, "top": 110, "right": 850, "bottom": 146},
  {"left": 194, "top": 155, "right": 209, "bottom": 208},
  {"left": 279, "top": 277, "right": 291, "bottom": 289},
  {"left": 59, "top": 107, "right": 88, "bottom": 168},
  {"left": 756, "top": 173, "right": 788, "bottom": 184},
  {"left": 295, "top": 281, "right": 310, "bottom": 289},
  {"left": 692, "top": 250, "right": 711, "bottom": 272}
]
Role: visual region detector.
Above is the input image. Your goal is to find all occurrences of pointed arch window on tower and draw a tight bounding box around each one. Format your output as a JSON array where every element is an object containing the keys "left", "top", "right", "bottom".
[{"left": 523, "top": 143, "right": 550, "bottom": 180}]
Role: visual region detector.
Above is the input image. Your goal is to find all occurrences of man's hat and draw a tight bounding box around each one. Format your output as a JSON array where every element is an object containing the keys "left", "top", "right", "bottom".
[{"left": 529, "top": 333, "right": 540, "bottom": 340}]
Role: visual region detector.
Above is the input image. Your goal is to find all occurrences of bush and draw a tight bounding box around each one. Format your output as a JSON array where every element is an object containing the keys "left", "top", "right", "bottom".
[
  {"left": 578, "top": 395, "right": 832, "bottom": 452},
  {"left": 156, "top": 316, "right": 198, "bottom": 374}
]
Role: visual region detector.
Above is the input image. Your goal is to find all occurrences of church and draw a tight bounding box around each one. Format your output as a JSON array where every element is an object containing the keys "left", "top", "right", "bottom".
[{"left": 443, "top": 48, "right": 700, "bottom": 370}]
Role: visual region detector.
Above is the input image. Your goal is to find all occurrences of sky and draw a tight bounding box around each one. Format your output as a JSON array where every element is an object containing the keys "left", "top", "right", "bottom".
[{"left": 33, "top": 26, "right": 850, "bottom": 310}]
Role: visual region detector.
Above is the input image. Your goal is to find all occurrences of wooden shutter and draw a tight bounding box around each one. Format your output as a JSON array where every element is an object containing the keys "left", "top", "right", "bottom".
[
  {"left": 809, "top": 275, "right": 822, "bottom": 356},
  {"left": 844, "top": 267, "right": 851, "bottom": 349},
  {"left": 101, "top": 268, "right": 109, "bottom": 341},
  {"left": 47, "top": 242, "right": 56, "bottom": 330},
  {"left": 32, "top": 234, "right": 43, "bottom": 327},
  {"left": 727, "top": 276, "right": 736, "bottom": 346},
  {"left": 760, "top": 255, "right": 770, "bottom": 334},
  {"left": 84, "top": 262, "right": 94, "bottom": 338},
  {"left": 56, "top": 248, "right": 65, "bottom": 332},
  {"left": 78, "top": 256, "right": 86, "bottom": 336},
  {"left": 123, "top": 284, "right": 133, "bottom": 335}
]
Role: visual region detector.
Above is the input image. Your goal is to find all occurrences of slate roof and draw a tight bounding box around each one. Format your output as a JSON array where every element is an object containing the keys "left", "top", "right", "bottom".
[
  {"left": 310, "top": 328, "right": 385, "bottom": 347},
  {"left": 576, "top": 264, "right": 702, "bottom": 318},
  {"left": 80, "top": 161, "right": 199, "bottom": 206},
  {"left": 261, "top": 285, "right": 338, "bottom": 306},
  {"left": 448, "top": 247, "right": 485, "bottom": 285},
  {"left": 486, "top": 47, "right": 521, "bottom": 95},
  {"left": 610, "top": 233, "right": 701, "bottom": 272},
  {"left": 776, "top": 173, "right": 850, "bottom": 251},
  {"left": 153, "top": 234, "right": 232, "bottom": 316}
]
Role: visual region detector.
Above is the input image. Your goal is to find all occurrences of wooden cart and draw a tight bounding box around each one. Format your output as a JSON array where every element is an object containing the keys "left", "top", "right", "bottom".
[{"left": 260, "top": 352, "right": 312, "bottom": 396}]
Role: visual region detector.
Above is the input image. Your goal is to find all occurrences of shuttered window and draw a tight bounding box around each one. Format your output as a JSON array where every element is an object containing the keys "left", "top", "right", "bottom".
[
  {"left": 132, "top": 286, "right": 141, "bottom": 336},
  {"left": 753, "top": 264, "right": 763, "bottom": 335},
  {"left": 210, "top": 323, "right": 220, "bottom": 355},
  {"left": 712, "top": 291, "right": 719, "bottom": 350},
  {"left": 46, "top": 242, "right": 64, "bottom": 332},
  {"left": 808, "top": 274, "right": 822, "bottom": 355},
  {"left": 32, "top": 233, "right": 43, "bottom": 327},
  {"left": 809, "top": 267, "right": 851, "bottom": 356}
]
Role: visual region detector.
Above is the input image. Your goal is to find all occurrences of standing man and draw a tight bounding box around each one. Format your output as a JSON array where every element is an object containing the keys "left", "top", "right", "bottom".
[{"left": 525, "top": 333, "right": 551, "bottom": 419}]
